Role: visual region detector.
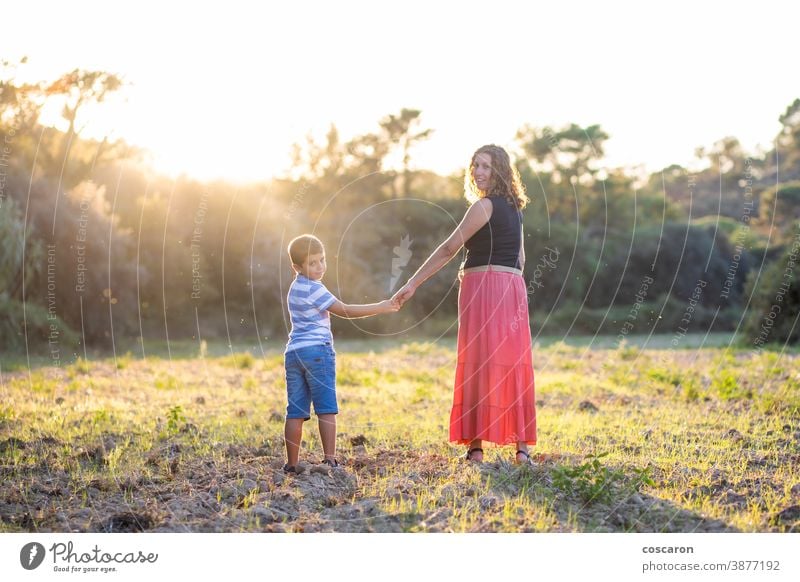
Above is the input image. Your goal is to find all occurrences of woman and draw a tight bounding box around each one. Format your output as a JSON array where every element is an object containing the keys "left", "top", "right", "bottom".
[{"left": 393, "top": 144, "right": 537, "bottom": 464}]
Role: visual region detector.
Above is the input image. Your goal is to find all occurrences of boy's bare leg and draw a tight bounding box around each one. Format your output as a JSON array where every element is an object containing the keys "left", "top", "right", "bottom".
[
  {"left": 318, "top": 414, "right": 337, "bottom": 462},
  {"left": 284, "top": 418, "right": 304, "bottom": 467}
]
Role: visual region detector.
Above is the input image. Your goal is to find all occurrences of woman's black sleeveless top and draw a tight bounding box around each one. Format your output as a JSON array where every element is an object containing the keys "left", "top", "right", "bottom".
[{"left": 463, "top": 195, "right": 522, "bottom": 269}]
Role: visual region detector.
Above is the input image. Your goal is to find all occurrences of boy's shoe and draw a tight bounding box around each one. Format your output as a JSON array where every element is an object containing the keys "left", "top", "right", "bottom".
[
  {"left": 320, "top": 458, "right": 339, "bottom": 468},
  {"left": 282, "top": 463, "right": 298, "bottom": 474}
]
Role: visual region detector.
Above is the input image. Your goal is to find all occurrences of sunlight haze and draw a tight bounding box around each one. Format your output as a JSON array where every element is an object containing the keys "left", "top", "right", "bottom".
[{"left": 3, "top": 0, "right": 798, "bottom": 182}]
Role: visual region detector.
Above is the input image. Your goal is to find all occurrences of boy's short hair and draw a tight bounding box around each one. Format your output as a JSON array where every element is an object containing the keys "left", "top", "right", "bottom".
[{"left": 288, "top": 234, "right": 324, "bottom": 266}]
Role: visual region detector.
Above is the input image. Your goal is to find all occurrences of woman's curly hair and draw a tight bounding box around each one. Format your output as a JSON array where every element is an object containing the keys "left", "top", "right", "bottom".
[{"left": 464, "top": 144, "right": 529, "bottom": 209}]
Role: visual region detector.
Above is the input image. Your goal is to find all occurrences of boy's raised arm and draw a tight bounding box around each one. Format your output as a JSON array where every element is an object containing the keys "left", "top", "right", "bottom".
[{"left": 328, "top": 299, "right": 399, "bottom": 319}]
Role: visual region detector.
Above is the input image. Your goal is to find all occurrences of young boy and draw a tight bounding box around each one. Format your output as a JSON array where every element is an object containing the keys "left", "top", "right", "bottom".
[{"left": 283, "top": 234, "right": 398, "bottom": 473}]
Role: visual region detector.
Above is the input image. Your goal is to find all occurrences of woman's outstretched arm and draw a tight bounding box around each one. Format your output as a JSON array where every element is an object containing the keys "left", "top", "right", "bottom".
[{"left": 393, "top": 198, "right": 493, "bottom": 305}]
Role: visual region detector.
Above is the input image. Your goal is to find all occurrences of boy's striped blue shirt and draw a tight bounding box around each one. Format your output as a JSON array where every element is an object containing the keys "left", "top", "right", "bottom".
[{"left": 286, "top": 274, "right": 337, "bottom": 352}]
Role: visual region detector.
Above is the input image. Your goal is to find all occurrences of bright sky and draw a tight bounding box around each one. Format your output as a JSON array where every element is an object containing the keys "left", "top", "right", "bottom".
[{"left": 3, "top": 0, "right": 799, "bottom": 183}]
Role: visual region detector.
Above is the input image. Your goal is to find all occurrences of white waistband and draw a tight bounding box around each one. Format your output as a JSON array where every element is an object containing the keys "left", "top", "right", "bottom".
[{"left": 460, "top": 264, "right": 523, "bottom": 276}]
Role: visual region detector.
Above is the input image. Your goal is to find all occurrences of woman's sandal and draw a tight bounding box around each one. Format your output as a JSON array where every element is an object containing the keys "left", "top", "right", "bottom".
[
  {"left": 465, "top": 447, "right": 483, "bottom": 462},
  {"left": 515, "top": 450, "right": 535, "bottom": 465},
  {"left": 321, "top": 458, "right": 339, "bottom": 468},
  {"left": 282, "top": 463, "right": 297, "bottom": 474}
]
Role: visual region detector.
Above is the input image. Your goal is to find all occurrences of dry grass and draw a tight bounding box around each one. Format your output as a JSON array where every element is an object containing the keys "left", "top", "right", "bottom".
[{"left": 0, "top": 339, "right": 798, "bottom": 532}]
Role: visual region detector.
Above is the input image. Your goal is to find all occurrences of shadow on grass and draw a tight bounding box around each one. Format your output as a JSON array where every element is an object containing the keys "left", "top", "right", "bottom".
[
  {"left": 3, "top": 434, "right": 796, "bottom": 533},
  {"left": 0, "top": 431, "right": 409, "bottom": 533},
  {"left": 472, "top": 453, "right": 741, "bottom": 533}
]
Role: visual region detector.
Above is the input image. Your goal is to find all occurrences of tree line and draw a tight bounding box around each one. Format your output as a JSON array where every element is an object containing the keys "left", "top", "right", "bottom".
[{"left": 1, "top": 61, "right": 799, "bottom": 356}]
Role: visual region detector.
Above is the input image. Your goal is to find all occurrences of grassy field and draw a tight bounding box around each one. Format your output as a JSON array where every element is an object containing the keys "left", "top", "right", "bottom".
[{"left": 0, "top": 337, "right": 798, "bottom": 533}]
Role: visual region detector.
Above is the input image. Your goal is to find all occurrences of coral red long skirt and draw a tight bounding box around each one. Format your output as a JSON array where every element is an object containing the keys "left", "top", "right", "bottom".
[{"left": 449, "top": 268, "right": 537, "bottom": 445}]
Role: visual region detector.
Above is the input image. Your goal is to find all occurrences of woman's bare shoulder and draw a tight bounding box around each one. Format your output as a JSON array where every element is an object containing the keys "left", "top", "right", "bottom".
[{"left": 469, "top": 197, "right": 494, "bottom": 216}]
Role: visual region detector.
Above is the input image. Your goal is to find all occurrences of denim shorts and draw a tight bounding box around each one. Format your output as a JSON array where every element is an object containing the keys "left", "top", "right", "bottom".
[{"left": 284, "top": 343, "right": 337, "bottom": 419}]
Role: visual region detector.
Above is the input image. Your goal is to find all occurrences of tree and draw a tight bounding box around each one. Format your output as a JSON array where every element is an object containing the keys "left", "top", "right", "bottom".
[
  {"left": 694, "top": 136, "right": 749, "bottom": 176},
  {"left": 777, "top": 98, "right": 800, "bottom": 180},
  {"left": 0, "top": 197, "right": 43, "bottom": 302},
  {"left": 779, "top": 99, "right": 800, "bottom": 151},
  {"left": 0, "top": 57, "right": 43, "bottom": 136},
  {"left": 378, "top": 108, "right": 433, "bottom": 198},
  {"left": 743, "top": 226, "right": 800, "bottom": 348},
  {"left": 681, "top": 137, "right": 763, "bottom": 219},
  {"left": 516, "top": 123, "right": 609, "bottom": 184},
  {"left": 43, "top": 69, "right": 124, "bottom": 186},
  {"left": 0, "top": 197, "right": 79, "bottom": 351},
  {"left": 759, "top": 181, "right": 800, "bottom": 238}
]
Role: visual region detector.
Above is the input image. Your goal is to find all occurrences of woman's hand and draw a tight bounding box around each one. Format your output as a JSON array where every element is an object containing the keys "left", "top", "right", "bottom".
[{"left": 392, "top": 281, "right": 416, "bottom": 307}]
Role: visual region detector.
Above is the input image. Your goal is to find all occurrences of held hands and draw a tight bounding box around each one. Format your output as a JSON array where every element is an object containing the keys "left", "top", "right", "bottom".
[
  {"left": 378, "top": 299, "right": 401, "bottom": 313},
  {"left": 391, "top": 281, "right": 416, "bottom": 308},
  {"left": 375, "top": 280, "right": 416, "bottom": 314}
]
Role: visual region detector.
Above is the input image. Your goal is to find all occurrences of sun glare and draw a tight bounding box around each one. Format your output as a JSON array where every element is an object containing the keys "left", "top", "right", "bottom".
[{"left": 2, "top": 1, "right": 798, "bottom": 184}]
